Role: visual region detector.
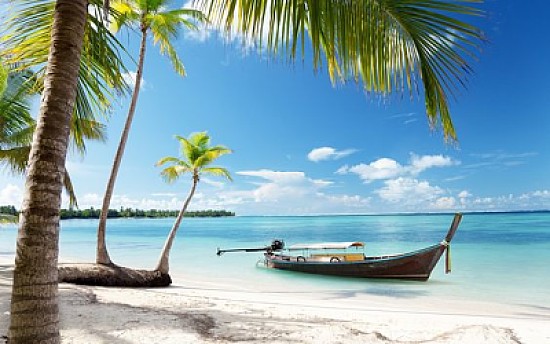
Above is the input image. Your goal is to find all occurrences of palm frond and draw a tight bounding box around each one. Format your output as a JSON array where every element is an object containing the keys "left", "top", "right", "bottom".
[
  {"left": 175, "top": 135, "right": 199, "bottom": 164},
  {"left": 194, "top": 0, "right": 484, "bottom": 141},
  {"left": 159, "top": 165, "right": 193, "bottom": 183},
  {"left": 189, "top": 131, "right": 210, "bottom": 147},
  {"left": 1, "top": 0, "right": 131, "bottom": 125},
  {"left": 0, "top": 69, "right": 35, "bottom": 139},
  {"left": 0, "top": 146, "right": 30, "bottom": 174},
  {"left": 148, "top": 13, "right": 188, "bottom": 76},
  {"left": 155, "top": 155, "right": 180, "bottom": 166},
  {"left": 110, "top": 1, "right": 141, "bottom": 32},
  {"left": 63, "top": 170, "right": 78, "bottom": 209},
  {"left": 0, "top": 62, "right": 7, "bottom": 96},
  {"left": 201, "top": 166, "right": 232, "bottom": 181}
]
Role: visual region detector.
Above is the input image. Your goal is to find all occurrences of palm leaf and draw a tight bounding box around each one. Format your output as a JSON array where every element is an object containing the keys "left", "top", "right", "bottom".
[
  {"left": 201, "top": 166, "right": 232, "bottom": 181},
  {"left": 0, "top": 62, "right": 7, "bottom": 96},
  {"left": 194, "top": 0, "right": 484, "bottom": 141},
  {"left": 63, "top": 170, "right": 78, "bottom": 209},
  {"left": 1, "top": 0, "right": 131, "bottom": 125}
]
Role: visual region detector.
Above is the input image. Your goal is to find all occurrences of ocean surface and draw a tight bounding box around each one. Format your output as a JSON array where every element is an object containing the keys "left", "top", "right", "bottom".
[{"left": 1, "top": 212, "right": 549, "bottom": 308}]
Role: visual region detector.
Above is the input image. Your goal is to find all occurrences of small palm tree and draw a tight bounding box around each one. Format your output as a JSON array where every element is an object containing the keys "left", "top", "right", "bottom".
[
  {"left": 96, "top": 0, "right": 206, "bottom": 265},
  {"left": 155, "top": 132, "right": 232, "bottom": 274}
]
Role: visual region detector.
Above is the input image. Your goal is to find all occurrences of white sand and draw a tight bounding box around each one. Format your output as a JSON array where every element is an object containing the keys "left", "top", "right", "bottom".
[{"left": 1, "top": 257, "right": 549, "bottom": 343}]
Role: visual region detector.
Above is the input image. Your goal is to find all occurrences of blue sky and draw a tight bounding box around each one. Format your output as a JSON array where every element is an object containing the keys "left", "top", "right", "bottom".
[{"left": 2, "top": 0, "right": 550, "bottom": 215}]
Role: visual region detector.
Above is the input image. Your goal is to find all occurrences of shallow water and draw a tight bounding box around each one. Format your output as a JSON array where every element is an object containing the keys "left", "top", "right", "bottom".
[{"left": 1, "top": 212, "right": 549, "bottom": 308}]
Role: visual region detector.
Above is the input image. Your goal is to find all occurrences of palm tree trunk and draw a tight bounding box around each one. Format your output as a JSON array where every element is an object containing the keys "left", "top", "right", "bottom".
[
  {"left": 155, "top": 175, "right": 199, "bottom": 274},
  {"left": 8, "top": 1, "right": 87, "bottom": 343},
  {"left": 96, "top": 25, "right": 148, "bottom": 265}
]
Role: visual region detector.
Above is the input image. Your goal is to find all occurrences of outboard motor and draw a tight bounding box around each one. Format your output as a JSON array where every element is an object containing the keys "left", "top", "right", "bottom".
[
  {"left": 217, "top": 239, "right": 285, "bottom": 256},
  {"left": 270, "top": 239, "right": 285, "bottom": 251}
]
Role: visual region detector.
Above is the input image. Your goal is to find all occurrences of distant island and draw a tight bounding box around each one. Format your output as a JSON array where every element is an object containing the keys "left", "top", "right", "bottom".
[{"left": 0, "top": 205, "right": 235, "bottom": 220}]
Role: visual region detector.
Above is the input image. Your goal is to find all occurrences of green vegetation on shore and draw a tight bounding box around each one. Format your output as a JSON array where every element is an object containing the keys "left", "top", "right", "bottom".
[{"left": 1, "top": 205, "right": 234, "bottom": 220}]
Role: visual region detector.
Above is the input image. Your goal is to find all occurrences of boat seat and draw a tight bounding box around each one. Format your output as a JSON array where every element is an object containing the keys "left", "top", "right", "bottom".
[
  {"left": 343, "top": 253, "right": 365, "bottom": 261},
  {"left": 311, "top": 253, "right": 365, "bottom": 261}
]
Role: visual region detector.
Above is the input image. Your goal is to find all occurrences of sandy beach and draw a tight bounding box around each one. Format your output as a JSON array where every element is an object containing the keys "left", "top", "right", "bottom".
[{"left": 1, "top": 257, "right": 549, "bottom": 344}]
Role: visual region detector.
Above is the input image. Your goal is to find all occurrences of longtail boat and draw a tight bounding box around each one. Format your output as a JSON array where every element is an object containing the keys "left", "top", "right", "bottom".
[{"left": 217, "top": 213, "right": 462, "bottom": 281}]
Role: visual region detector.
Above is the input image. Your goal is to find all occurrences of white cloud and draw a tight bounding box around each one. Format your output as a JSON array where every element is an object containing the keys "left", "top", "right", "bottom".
[
  {"left": 184, "top": 22, "right": 212, "bottom": 42},
  {"left": 431, "top": 196, "right": 457, "bottom": 210},
  {"left": 375, "top": 177, "right": 444, "bottom": 205},
  {"left": 458, "top": 190, "right": 472, "bottom": 198},
  {"left": 339, "top": 154, "right": 458, "bottom": 183},
  {"left": 151, "top": 193, "right": 178, "bottom": 197},
  {"left": 409, "top": 154, "right": 456, "bottom": 174},
  {"left": 0, "top": 184, "right": 23, "bottom": 207},
  {"left": 236, "top": 170, "right": 332, "bottom": 202},
  {"left": 122, "top": 71, "right": 146, "bottom": 89},
  {"left": 339, "top": 158, "right": 404, "bottom": 183},
  {"left": 231, "top": 169, "right": 370, "bottom": 214},
  {"left": 201, "top": 177, "right": 227, "bottom": 188},
  {"left": 307, "top": 147, "right": 356, "bottom": 162}
]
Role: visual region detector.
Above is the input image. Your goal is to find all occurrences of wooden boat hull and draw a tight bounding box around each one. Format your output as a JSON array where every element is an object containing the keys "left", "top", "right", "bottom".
[
  {"left": 264, "top": 243, "right": 446, "bottom": 281},
  {"left": 217, "top": 213, "right": 462, "bottom": 281}
]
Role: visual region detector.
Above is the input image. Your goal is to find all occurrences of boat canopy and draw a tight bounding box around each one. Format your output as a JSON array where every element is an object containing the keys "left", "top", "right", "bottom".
[{"left": 287, "top": 242, "right": 365, "bottom": 250}]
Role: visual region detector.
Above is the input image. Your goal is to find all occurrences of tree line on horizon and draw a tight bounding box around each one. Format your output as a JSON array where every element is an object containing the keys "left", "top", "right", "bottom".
[{"left": 0, "top": 205, "right": 234, "bottom": 219}]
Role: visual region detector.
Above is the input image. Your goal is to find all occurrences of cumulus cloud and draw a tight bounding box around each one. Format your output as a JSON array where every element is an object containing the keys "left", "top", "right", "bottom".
[
  {"left": 375, "top": 177, "right": 444, "bottom": 205},
  {"left": 232, "top": 169, "right": 370, "bottom": 214},
  {"left": 337, "top": 158, "right": 404, "bottom": 183},
  {"left": 307, "top": 147, "right": 356, "bottom": 162},
  {"left": 431, "top": 196, "right": 457, "bottom": 210},
  {"left": 237, "top": 170, "right": 332, "bottom": 202},
  {"left": 339, "top": 154, "right": 458, "bottom": 183},
  {"left": 409, "top": 154, "right": 456, "bottom": 174}
]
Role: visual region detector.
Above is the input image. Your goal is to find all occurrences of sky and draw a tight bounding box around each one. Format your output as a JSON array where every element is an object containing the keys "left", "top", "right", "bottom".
[{"left": 2, "top": 0, "right": 550, "bottom": 215}]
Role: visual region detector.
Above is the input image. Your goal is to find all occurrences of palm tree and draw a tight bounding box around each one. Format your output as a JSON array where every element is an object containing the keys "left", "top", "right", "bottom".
[
  {"left": 155, "top": 132, "right": 232, "bottom": 274},
  {"left": 7, "top": 1, "right": 88, "bottom": 342},
  {"left": 5, "top": 0, "right": 483, "bottom": 341},
  {"left": 96, "top": 0, "right": 206, "bottom": 265}
]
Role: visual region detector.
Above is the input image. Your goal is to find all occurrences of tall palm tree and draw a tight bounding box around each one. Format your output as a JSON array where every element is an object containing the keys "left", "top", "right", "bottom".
[
  {"left": 7, "top": 1, "right": 88, "bottom": 342},
  {"left": 96, "top": 0, "right": 206, "bottom": 265},
  {"left": 6, "top": 0, "right": 483, "bottom": 341},
  {"left": 155, "top": 132, "right": 232, "bottom": 274}
]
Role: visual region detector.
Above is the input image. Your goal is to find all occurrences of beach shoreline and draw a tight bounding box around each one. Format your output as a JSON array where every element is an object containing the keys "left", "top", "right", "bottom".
[{"left": 1, "top": 256, "right": 549, "bottom": 343}]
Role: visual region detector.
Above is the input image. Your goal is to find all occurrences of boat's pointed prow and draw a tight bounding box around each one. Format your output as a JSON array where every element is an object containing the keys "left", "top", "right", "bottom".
[{"left": 444, "top": 213, "right": 463, "bottom": 244}]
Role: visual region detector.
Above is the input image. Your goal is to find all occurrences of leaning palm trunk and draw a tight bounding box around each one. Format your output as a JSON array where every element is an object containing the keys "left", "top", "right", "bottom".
[
  {"left": 97, "top": 24, "right": 148, "bottom": 265},
  {"left": 156, "top": 175, "right": 199, "bottom": 274},
  {"left": 8, "top": 1, "right": 87, "bottom": 343}
]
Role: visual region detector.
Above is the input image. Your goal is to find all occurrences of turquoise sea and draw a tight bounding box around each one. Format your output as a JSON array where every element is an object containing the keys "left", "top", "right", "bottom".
[{"left": 1, "top": 212, "right": 549, "bottom": 308}]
